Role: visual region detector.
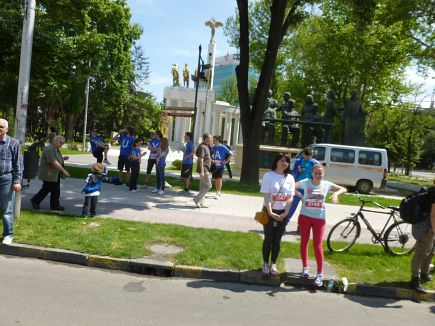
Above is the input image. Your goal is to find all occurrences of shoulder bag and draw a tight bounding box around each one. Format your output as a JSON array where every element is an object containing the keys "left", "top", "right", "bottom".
[{"left": 255, "top": 176, "right": 286, "bottom": 225}]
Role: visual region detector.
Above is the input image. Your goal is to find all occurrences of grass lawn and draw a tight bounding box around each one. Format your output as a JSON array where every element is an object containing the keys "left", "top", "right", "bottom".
[
  {"left": 388, "top": 173, "right": 434, "bottom": 188},
  {"left": 14, "top": 211, "right": 434, "bottom": 290}
]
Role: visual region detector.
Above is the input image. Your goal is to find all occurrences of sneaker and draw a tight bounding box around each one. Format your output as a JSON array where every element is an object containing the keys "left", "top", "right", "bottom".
[
  {"left": 103, "top": 159, "right": 111, "bottom": 165},
  {"left": 314, "top": 273, "right": 324, "bottom": 287},
  {"left": 198, "top": 203, "right": 209, "bottom": 208},
  {"left": 30, "top": 198, "right": 40, "bottom": 210},
  {"left": 214, "top": 192, "right": 221, "bottom": 200},
  {"left": 411, "top": 277, "right": 427, "bottom": 293},
  {"left": 262, "top": 263, "right": 270, "bottom": 275},
  {"left": 270, "top": 263, "right": 279, "bottom": 276},
  {"left": 158, "top": 190, "right": 165, "bottom": 195},
  {"left": 131, "top": 189, "right": 139, "bottom": 193},
  {"left": 300, "top": 267, "right": 310, "bottom": 278},
  {"left": 421, "top": 273, "right": 433, "bottom": 282},
  {"left": 141, "top": 184, "right": 149, "bottom": 189},
  {"left": 2, "top": 235, "right": 13, "bottom": 245},
  {"left": 193, "top": 199, "right": 201, "bottom": 208},
  {"left": 151, "top": 188, "right": 159, "bottom": 193}
]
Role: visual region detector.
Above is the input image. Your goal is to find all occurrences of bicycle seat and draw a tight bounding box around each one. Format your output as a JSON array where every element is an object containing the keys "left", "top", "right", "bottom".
[{"left": 388, "top": 206, "right": 400, "bottom": 211}]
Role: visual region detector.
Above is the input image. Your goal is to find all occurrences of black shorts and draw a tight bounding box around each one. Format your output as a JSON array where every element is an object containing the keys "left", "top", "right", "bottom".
[
  {"left": 117, "top": 155, "right": 131, "bottom": 172},
  {"left": 212, "top": 167, "right": 225, "bottom": 179},
  {"left": 92, "top": 147, "right": 104, "bottom": 163},
  {"left": 146, "top": 158, "right": 157, "bottom": 174},
  {"left": 181, "top": 164, "right": 193, "bottom": 179}
]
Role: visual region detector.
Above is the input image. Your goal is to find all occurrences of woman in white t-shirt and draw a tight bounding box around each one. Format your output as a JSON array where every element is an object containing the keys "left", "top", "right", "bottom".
[
  {"left": 260, "top": 153, "right": 295, "bottom": 276},
  {"left": 296, "top": 164, "right": 347, "bottom": 287}
]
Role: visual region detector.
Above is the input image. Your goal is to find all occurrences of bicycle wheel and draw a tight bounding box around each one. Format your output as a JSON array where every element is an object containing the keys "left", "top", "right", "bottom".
[
  {"left": 384, "top": 221, "right": 416, "bottom": 255},
  {"left": 327, "top": 218, "right": 361, "bottom": 252}
]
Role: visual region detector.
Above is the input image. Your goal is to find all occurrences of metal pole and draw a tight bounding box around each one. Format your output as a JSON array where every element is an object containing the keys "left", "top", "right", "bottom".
[
  {"left": 82, "top": 71, "right": 90, "bottom": 152},
  {"left": 192, "top": 45, "right": 202, "bottom": 142},
  {"left": 14, "top": 0, "right": 36, "bottom": 219}
]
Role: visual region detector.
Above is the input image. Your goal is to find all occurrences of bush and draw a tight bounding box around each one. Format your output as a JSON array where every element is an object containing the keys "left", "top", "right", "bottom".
[{"left": 171, "top": 159, "right": 182, "bottom": 169}]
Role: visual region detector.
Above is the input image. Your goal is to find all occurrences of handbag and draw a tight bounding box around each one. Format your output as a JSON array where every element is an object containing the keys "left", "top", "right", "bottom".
[{"left": 254, "top": 177, "right": 287, "bottom": 225}]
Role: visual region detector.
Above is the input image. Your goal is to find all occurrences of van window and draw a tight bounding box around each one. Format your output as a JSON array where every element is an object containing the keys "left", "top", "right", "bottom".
[
  {"left": 358, "top": 151, "right": 382, "bottom": 166},
  {"left": 330, "top": 148, "right": 355, "bottom": 163},
  {"left": 312, "top": 147, "right": 326, "bottom": 161}
]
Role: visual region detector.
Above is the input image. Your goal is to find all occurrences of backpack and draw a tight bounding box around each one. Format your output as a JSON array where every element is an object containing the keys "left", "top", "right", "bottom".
[{"left": 399, "top": 187, "right": 433, "bottom": 224}]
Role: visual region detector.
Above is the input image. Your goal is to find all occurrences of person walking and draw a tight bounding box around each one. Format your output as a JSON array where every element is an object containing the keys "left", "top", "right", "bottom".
[
  {"left": 223, "top": 140, "right": 233, "bottom": 179},
  {"left": 211, "top": 136, "right": 231, "bottom": 200},
  {"left": 89, "top": 128, "right": 111, "bottom": 165},
  {"left": 410, "top": 187, "right": 435, "bottom": 293},
  {"left": 260, "top": 153, "right": 295, "bottom": 276},
  {"left": 154, "top": 137, "right": 169, "bottom": 195},
  {"left": 180, "top": 132, "right": 194, "bottom": 193},
  {"left": 81, "top": 163, "right": 105, "bottom": 217},
  {"left": 116, "top": 127, "right": 134, "bottom": 185},
  {"left": 193, "top": 133, "right": 212, "bottom": 208},
  {"left": 296, "top": 164, "right": 346, "bottom": 287},
  {"left": 0, "top": 119, "right": 23, "bottom": 245},
  {"left": 31, "top": 135, "right": 70, "bottom": 211},
  {"left": 143, "top": 131, "right": 162, "bottom": 189},
  {"left": 128, "top": 138, "right": 146, "bottom": 193}
]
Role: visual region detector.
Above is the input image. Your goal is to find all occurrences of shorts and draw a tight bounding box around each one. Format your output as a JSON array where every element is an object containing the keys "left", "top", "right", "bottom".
[
  {"left": 146, "top": 158, "right": 157, "bottom": 174},
  {"left": 92, "top": 147, "right": 104, "bottom": 163},
  {"left": 212, "top": 167, "right": 225, "bottom": 179},
  {"left": 181, "top": 164, "right": 193, "bottom": 179},
  {"left": 117, "top": 155, "right": 130, "bottom": 172}
]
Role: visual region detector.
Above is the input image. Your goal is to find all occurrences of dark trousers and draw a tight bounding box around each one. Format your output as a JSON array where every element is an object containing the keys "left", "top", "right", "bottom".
[
  {"left": 129, "top": 160, "right": 140, "bottom": 190},
  {"left": 31, "top": 177, "right": 61, "bottom": 209},
  {"left": 82, "top": 196, "right": 98, "bottom": 216},
  {"left": 262, "top": 209, "right": 286, "bottom": 263}
]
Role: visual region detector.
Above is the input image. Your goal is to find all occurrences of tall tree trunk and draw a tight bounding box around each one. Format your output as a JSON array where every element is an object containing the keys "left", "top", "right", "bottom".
[{"left": 64, "top": 113, "right": 76, "bottom": 142}]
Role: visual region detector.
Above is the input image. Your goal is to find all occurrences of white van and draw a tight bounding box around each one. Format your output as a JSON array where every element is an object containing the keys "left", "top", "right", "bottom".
[{"left": 292, "top": 143, "right": 388, "bottom": 194}]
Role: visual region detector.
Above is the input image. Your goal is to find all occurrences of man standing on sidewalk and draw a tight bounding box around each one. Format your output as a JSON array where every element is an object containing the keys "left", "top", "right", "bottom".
[
  {"left": 193, "top": 133, "right": 212, "bottom": 208},
  {"left": 211, "top": 135, "right": 231, "bottom": 199},
  {"left": 180, "top": 132, "right": 194, "bottom": 193},
  {"left": 0, "top": 119, "right": 23, "bottom": 245}
]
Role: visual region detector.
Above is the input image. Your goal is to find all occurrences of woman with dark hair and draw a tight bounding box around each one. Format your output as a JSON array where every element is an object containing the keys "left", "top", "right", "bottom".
[{"left": 260, "top": 153, "right": 295, "bottom": 276}]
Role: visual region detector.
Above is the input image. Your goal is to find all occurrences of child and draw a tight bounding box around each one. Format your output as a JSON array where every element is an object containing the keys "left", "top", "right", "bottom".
[
  {"left": 128, "top": 138, "right": 146, "bottom": 192},
  {"left": 153, "top": 137, "right": 168, "bottom": 195},
  {"left": 82, "top": 163, "right": 106, "bottom": 217}
]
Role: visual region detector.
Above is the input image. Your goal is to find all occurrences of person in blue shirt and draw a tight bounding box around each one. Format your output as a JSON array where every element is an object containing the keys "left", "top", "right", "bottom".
[
  {"left": 117, "top": 127, "right": 135, "bottom": 185},
  {"left": 89, "top": 128, "right": 111, "bottom": 165},
  {"left": 288, "top": 147, "right": 319, "bottom": 226},
  {"left": 143, "top": 130, "right": 163, "bottom": 189},
  {"left": 211, "top": 135, "right": 231, "bottom": 200},
  {"left": 180, "top": 132, "right": 194, "bottom": 193},
  {"left": 154, "top": 137, "right": 169, "bottom": 195},
  {"left": 128, "top": 138, "right": 147, "bottom": 192}
]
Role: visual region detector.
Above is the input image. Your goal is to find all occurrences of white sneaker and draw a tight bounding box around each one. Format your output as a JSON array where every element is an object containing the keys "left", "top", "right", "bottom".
[
  {"left": 262, "top": 263, "right": 270, "bottom": 275},
  {"left": 103, "top": 159, "right": 111, "bottom": 165},
  {"left": 151, "top": 188, "right": 159, "bottom": 193},
  {"left": 300, "top": 267, "right": 310, "bottom": 278},
  {"left": 270, "top": 263, "right": 279, "bottom": 276},
  {"left": 2, "top": 235, "right": 13, "bottom": 245},
  {"left": 314, "top": 273, "right": 324, "bottom": 287},
  {"left": 158, "top": 190, "right": 165, "bottom": 195},
  {"left": 130, "top": 189, "right": 139, "bottom": 193},
  {"left": 214, "top": 192, "right": 221, "bottom": 200}
]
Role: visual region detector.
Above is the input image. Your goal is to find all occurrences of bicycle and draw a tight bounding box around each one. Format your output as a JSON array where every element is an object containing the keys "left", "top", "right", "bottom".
[{"left": 326, "top": 193, "right": 416, "bottom": 255}]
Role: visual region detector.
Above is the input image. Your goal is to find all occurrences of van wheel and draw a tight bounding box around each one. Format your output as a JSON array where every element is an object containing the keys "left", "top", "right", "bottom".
[{"left": 356, "top": 180, "right": 372, "bottom": 194}]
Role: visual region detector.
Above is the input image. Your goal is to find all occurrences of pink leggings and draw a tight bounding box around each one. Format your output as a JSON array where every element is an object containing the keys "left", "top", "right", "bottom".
[{"left": 299, "top": 214, "right": 326, "bottom": 273}]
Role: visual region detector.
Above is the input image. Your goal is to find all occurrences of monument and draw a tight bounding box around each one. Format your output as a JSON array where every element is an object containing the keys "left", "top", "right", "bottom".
[
  {"left": 183, "top": 64, "right": 190, "bottom": 88},
  {"left": 171, "top": 63, "right": 179, "bottom": 87},
  {"left": 300, "top": 94, "right": 317, "bottom": 148},
  {"left": 343, "top": 89, "right": 365, "bottom": 146},
  {"left": 323, "top": 89, "right": 341, "bottom": 143},
  {"left": 277, "top": 91, "right": 299, "bottom": 147}
]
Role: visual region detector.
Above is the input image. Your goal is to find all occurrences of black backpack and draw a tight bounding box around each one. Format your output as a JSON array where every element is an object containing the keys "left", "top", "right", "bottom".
[{"left": 399, "top": 187, "right": 434, "bottom": 224}]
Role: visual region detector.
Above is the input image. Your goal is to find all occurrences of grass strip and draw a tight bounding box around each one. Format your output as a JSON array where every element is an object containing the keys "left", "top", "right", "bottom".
[{"left": 14, "top": 210, "right": 433, "bottom": 289}]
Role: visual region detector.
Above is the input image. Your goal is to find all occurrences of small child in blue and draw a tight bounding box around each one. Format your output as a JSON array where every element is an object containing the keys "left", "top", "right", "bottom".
[{"left": 81, "top": 163, "right": 106, "bottom": 217}]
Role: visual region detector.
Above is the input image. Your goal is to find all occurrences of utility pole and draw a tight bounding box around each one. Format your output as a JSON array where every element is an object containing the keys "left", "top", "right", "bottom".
[
  {"left": 82, "top": 62, "right": 91, "bottom": 152},
  {"left": 14, "top": 0, "right": 36, "bottom": 219}
]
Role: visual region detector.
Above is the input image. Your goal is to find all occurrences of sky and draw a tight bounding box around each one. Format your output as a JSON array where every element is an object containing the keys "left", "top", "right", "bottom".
[{"left": 127, "top": 0, "right": 434, "bottom": 107}]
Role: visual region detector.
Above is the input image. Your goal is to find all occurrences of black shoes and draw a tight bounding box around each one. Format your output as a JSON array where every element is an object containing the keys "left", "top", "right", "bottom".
[
  {"left": 30, "top": 198, "right": 40, "bottom": 210},
  {"left": 421, "top": 273, "right": 432, "bottom": 282},
  {"left": 51, "top": 206, "right": 65, "bottom": 211},
  {"left": 411, "top": 277, "right": 427, "bottom": 294}
]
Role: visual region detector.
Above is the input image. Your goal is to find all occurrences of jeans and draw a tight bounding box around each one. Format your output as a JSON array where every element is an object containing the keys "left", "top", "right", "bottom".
[
  {"left": 0, "top": 173, "right": 15, "bottom": 237},
  {"left": 156, "top": 165, "right": 165, "bottom": 190},
  {"left": 82, "top": 196, "right": 98, "bottom": 216}
]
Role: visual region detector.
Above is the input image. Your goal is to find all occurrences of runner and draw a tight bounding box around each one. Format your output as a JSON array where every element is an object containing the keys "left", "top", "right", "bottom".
[
  {"left": 211, "top": 135, "right": 231, "bottom": 200},
  {"left": 180, "top": 132, "right": 194, "bottom": 193},
  {"left": 117, "top": 127, "right": 134, "bottom": 185}
]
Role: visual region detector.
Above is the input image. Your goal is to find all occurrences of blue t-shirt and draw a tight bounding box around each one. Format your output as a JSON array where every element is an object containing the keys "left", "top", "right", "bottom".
[
  {"left": 119, "top": 135, "right": 134, "bottom": 157},
  {"left": 149, "top": 138, "right": 161, "bottom": 160},
  {"left": 211, "top": 144, "right": 230, "bottom": 168},
  {"left": 90, "top": 135, "right": 103, "bottom": 153},
  {"left": 299, "top": 179, "right": 333, "bottom": 219},
  {"left": 183, "top": 141, "right": 194, "bottom": 164},
  {"left": 292, "top": 157, "right": 319, "bottom": 181},
  {"left": 129, "top": 147, "right": 141, "bottom": 162},
  {"left": 158, "top": 147, "right": 168, "bottom": 167}
]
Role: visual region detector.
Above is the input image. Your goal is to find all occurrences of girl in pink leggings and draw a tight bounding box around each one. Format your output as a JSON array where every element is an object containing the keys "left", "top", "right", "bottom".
[{"left": 295, "top": 164, "right": 347, "bottom": 287}]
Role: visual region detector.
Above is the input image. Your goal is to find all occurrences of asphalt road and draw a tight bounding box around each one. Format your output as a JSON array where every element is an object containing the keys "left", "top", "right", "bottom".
[{"left": 1, "top": 255, "right": 433, "bottom": 326}]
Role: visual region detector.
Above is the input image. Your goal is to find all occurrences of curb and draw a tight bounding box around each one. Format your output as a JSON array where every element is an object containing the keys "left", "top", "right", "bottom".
[{"left": 1, "top": 243, "right": 433, "bottom": 302}]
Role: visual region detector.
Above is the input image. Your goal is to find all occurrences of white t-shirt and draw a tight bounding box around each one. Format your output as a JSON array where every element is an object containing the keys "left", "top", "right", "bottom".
[
  {"left": 260, "top": 171, "right": 295, "bottom": 210},
  {"left": 299, "top": 179, "right": 333, "bottom": 219}
]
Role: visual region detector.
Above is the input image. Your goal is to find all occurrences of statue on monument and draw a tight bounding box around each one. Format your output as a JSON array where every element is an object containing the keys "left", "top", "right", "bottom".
[
  {"left": 183, "top": 63, "right": 190, "bottom": 88},
  {"left": 262, "top": 90, "right": 278, "bottom": 145},
  {"left": 205, "top": 17, "right": 223, "bottom": 43},
  {"left": 277, "top": 92, "right": 300, "bottom": 147},
  {"left": 343, "top": 89, "right": 365, "bottom": 146},
  {"left": 323, "top": 89, "right": 341, "bottom": 143},
  {"left": 171, "top": 63, "right": 180, "bottom": 87},
  {"left": 300, "top": 94, "right": 317, "bottom": 148}
]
